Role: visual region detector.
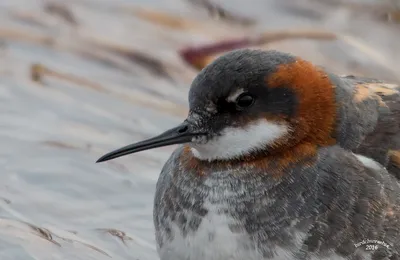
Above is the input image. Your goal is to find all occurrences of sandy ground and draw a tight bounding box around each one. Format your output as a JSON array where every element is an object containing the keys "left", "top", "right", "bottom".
[{"left": 0, "top": 0, "right": 400, "bottom": 259}]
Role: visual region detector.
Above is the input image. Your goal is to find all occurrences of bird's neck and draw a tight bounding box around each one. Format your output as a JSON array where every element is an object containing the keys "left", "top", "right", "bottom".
[
  {"left": 266, "top": 59, "right": 337, "bottom": 148},
  {"left": 180, "top": 142, "right": 317, "bottom": 177}
]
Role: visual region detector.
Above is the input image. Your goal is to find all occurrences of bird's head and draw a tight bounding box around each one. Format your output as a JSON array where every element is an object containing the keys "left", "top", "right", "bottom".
[{"left": 97, "top": 49, "right": 336, "bottom": 163}]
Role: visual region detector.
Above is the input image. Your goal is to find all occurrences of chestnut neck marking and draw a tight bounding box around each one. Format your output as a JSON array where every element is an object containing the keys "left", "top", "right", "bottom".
[
  {"left": 267, "top": 58, "right": 337, "bottom": 147},
  {"left": 181, "top": 142, "right": 317, "bottom": 177}
]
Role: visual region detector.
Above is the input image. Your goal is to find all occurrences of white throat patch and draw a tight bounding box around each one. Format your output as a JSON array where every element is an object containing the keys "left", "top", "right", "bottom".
[{"left": 190, "top": 119, "right": 290, "bottom": 161}]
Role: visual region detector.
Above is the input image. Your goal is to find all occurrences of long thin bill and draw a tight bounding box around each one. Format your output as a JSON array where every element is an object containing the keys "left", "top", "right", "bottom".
[{"left": 96, "top": 123, "right": 203, "bottom": 163}]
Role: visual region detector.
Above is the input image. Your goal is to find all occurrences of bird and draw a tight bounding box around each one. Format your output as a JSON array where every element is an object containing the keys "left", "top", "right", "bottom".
[{"left": 96, "top": 49, "right": 400, "bottom": 260}]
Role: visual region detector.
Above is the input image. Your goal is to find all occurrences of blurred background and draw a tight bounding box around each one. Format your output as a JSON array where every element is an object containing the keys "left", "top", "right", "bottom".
[{"left": 0, "top": 0, "right": 400, "bottom": 259}]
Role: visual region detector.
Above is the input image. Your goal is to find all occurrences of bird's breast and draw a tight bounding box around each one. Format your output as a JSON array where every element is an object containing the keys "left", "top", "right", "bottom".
[
  {"left": 153, "top": 146, "right": 380, "bottom": 260},
  {"left": 157, "top": 200, "right": 263, "bottom": 260},
  {"left": 156, "top": 193, "right": 352, "bottom": 260},
  {"left": 154, "top": 169, "right": 311, "bottom": 260}
]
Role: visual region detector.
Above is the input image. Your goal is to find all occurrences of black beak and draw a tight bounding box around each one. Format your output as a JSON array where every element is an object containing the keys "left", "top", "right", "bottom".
[{"left": 96, "top": 122, "right": 205, "bottom": 163}]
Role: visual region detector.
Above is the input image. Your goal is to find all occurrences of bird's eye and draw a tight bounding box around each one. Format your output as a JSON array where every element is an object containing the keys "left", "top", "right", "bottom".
[{"left": 236, "top": 93, "right": 254, "bottom": 109}]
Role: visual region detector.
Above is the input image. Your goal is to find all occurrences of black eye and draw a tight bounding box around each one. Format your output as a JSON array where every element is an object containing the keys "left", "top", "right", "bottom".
[{"left": 236, "top": 93, "right": 254, "bottom": 109}]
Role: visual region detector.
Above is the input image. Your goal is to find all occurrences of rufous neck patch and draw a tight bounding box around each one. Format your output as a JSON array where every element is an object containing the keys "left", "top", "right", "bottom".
[
  {"left": 180, "top": 142, "right": 317, "bottom": 177},
  {"left": 266, "top": 58, "right": 337, "bottom": 147}
]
